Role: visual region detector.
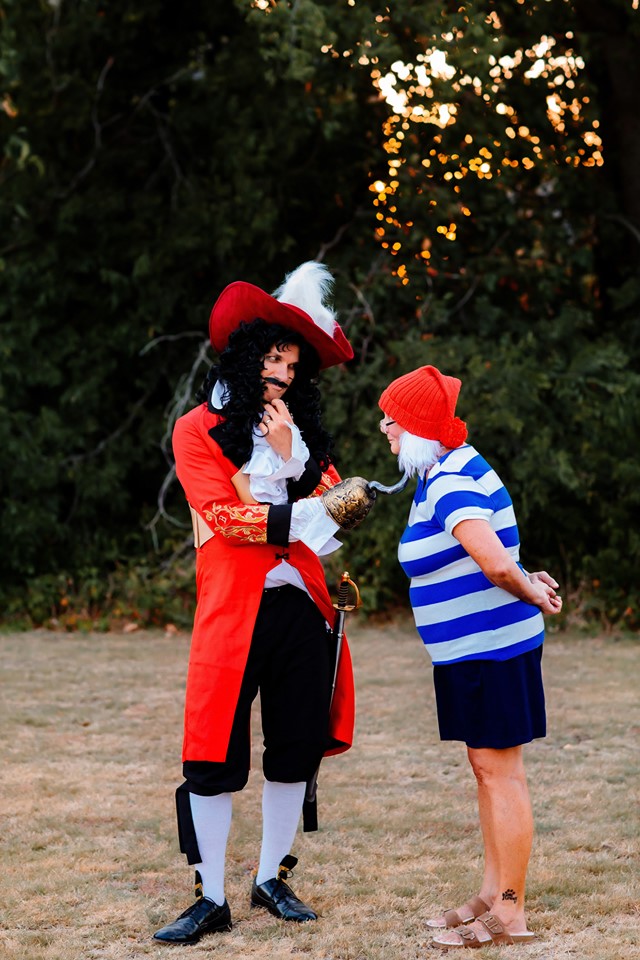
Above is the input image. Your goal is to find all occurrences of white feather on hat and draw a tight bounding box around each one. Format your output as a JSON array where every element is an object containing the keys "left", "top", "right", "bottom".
[
  {"left": 209, "top": 260, "right": 352, "bottom": 369},
  {"left": 272, "top": 261, "right": 338, "bottom": 337}
]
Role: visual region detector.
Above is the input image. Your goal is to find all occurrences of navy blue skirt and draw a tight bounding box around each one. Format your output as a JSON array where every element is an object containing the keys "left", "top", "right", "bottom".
[{"left": 432, "top": 646, "right": 546, "bottom": 749}]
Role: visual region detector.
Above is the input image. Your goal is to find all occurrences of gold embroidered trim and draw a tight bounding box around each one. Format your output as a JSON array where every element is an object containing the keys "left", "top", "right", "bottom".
[
  {"left": 203, "top": 502, "right": 269, "bottom": 543},
  {"left": 310, "top": 472, "right": 336, "bottom": 497}
]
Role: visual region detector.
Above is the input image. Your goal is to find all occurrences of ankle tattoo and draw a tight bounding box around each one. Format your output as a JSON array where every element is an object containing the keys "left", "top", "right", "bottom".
[{"left": 501, "top": 889, "right": 518, "bottom": 903}]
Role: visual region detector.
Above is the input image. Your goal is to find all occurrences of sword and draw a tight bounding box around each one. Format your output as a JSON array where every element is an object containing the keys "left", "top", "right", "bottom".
[{"left": 302, "top": 571, "right": 361, "bottom": 832}]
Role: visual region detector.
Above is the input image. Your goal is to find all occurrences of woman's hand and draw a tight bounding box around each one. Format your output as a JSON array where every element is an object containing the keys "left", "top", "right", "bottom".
[
  {"left": 528, "top": 570, "right": 559, "bottom": 590},
  {"left": 528, "top": 571, "right": 562, "bottom": 615},
  {"left": 258, "top": 399, "right": 294, "bottom": 461},
  {"left": 528, "top": 579, "right": 563, "bottom": 615},
  {"left": 453, "top": 520, "right": 563, "bottom": 615}
]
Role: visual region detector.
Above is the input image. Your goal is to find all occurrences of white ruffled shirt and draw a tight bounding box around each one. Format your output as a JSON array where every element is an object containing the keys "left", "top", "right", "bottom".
[
  {"left": 243, "top": 421, "right": 308, "bottom": 504},
  {"left": 210, "top": 382, "right": 341, "bottom": 591}
]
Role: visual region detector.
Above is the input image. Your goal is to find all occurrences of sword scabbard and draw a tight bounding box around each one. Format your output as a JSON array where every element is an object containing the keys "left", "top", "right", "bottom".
[{"left": 304, "top": 571, "right": 361, "bottom": 832}]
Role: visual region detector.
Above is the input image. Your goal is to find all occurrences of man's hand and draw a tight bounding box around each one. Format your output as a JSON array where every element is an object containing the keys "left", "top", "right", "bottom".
[{"left": 258, "top": 399, "right": 294, "bottom": 460}]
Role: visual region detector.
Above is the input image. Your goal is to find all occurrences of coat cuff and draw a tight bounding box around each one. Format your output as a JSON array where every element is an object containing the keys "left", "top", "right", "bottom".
[
  {"left": 266, "top": 504, "right": 293, "bottom": 546},
  {"left": 287, "top": 457, "right": 322, "bottom": 501}
]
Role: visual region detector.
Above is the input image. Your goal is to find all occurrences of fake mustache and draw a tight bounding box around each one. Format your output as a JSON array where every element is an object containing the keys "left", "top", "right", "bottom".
[{"left": 263, "top": 377, "right": 289, "bottom": 389}]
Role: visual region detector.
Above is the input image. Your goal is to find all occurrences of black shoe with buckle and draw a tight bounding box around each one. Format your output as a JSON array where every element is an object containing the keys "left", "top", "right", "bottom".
[
  {"left": 154, "top": 871, "right": 232, "bottom": 944},
  {"left": 251, "top": 855, "right": 318, "bottom": 922}
]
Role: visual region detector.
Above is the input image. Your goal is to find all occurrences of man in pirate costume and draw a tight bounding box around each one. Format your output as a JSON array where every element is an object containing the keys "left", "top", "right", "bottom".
[{"left": 154, "top": 262, "right": 374, "bottom": 945}]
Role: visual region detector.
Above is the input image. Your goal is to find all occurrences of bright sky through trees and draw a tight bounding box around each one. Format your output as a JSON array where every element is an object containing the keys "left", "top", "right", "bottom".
[{"left": 247, "top": 1, "right": 609, "bottom": 289}]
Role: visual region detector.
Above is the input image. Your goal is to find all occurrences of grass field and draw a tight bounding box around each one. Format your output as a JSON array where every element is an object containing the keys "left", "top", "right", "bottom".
[{"left": 1, "top": 619, "right": 638, "bottom": 959}]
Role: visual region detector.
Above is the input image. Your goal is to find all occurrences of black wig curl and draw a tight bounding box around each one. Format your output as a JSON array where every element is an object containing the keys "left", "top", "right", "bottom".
[{"left": 197, "top": 319, "right": 333, "bottom": 469}]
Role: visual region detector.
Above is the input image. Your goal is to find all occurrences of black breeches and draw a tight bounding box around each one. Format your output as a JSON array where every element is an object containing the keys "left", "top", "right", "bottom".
[
  {"left": 182, "top": 584, "right": 333, "bottom": 794},
  {"left": 176, "top": 585, "right": 333, "bottom": 862}
]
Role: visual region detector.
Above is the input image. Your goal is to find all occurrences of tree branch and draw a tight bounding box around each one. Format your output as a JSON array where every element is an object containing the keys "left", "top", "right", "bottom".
[
  {"left": 60, "top": 386, "right": 154, "bottom": 468},
  {"left": 603, "top": 213, "right": 640, "bottom": 247},
  {"left": 56, "top": 56, "right": 115, "bottom": 199},
  {"left": 145, "top": 337, "right": 212, "bottom": 547},
  {"left": 315, "top": 219, "right": 353, "bottom": 261},
  {"left": 139, "top": 331, "right": 205, "bottom": 356}
]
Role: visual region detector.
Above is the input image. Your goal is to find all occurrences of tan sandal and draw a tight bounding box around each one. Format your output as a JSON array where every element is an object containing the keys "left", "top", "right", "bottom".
[
  {"left": 426, "top": 896, "right": 490, "bottom": 930},
  {"left": 432, "top": 912, "right": 537, "bottom": 948}
]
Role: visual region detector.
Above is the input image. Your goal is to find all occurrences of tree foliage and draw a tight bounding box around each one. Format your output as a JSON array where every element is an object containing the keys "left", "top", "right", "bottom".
[{"left": 1, "top": 0, "right": 638, "bottom": 628}]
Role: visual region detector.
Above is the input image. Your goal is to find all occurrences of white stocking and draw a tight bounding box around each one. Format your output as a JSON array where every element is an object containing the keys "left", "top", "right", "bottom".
[
  {"left": 256, "top": 780, "right": 306, "bottom": 885},
  {"left": 189, "top": 792, "right": 233, "bottom": 905}
]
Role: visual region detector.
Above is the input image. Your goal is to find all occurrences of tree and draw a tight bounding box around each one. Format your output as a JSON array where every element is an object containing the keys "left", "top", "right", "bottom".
[
  {"left": 0, "top": 0, "right": 382, "bottom": 618},
  {"left": 323, "top": 0, "right": 640, "bottom": 622},
  {"left": 1, "top": 0, "right": 637, "bottom": 627}
]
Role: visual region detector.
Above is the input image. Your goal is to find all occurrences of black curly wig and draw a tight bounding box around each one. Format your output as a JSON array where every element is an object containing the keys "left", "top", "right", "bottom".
[{"left": 196, "top": 318, "right": 334, "bottom": 470}]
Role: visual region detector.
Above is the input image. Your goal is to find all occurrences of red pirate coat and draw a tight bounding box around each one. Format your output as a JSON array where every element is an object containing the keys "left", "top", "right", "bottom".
[{"left": 172, "top": 402, "right": 355, "bottom": 763}]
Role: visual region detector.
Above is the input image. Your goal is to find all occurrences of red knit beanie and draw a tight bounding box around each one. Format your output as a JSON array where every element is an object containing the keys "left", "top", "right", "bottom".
[{"left": 378, "top": 365, "right": 468, "bottom": 447}]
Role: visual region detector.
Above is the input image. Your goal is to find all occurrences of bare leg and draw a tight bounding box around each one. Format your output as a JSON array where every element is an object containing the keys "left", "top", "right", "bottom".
[
  {"left": 474, "top": 746, "right": 500, "bottom": 909},
  {"left": 427, "top": 745, "right": 500, "bottom": 928},
  {"left": 471, "top": 745, "right": 531, "bottom": 928},
  {"left": 434, "top": 745, "right": 533, "bottom": 944}
]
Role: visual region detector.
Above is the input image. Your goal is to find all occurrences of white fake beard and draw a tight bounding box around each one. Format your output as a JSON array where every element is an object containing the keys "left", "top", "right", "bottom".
[{"left": 397, "top": 431, "right": 446, "bottom": 478}]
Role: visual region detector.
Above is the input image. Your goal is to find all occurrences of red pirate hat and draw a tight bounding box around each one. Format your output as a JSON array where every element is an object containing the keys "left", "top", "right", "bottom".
[
  {"left": 379, "top": 365, "right": 468, "bottom": 448},
  {"left": 209, "top": 262, "right": 353, "bottom": 370}
]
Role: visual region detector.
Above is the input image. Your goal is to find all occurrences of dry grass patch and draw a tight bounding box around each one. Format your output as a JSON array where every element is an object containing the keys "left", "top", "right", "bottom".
[{"left": 0, "top": 620, "right": 638, "bottom": 959}]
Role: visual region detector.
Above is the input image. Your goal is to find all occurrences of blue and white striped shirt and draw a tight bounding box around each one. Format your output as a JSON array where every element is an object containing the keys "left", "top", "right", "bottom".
[{"left": 398, "top": 445, "right": 544, "bottom": 665}]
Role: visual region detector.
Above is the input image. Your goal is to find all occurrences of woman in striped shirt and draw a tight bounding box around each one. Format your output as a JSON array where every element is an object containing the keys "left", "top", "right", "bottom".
[{"left": 379, "top": 365, "right": 562, "bottom": 949}]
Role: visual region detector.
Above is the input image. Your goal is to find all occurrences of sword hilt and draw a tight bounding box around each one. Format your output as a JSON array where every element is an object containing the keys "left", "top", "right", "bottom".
[{"left": 333, "top": 571, "right": 361, "bottom": 613}]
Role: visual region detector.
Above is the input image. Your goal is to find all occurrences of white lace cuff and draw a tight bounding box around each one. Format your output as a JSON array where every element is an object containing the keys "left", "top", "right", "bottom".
[
  {"left": 290, "top": 499, "right": 342, "bottom": 556},
  {"left": 244, "top": 423, "right": 310, "bottom": 504}
]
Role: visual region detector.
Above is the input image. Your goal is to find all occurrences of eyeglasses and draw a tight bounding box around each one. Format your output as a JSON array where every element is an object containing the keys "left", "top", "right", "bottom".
[{"left": 379, "top": 417, "right": 396, "bottom": 433}]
